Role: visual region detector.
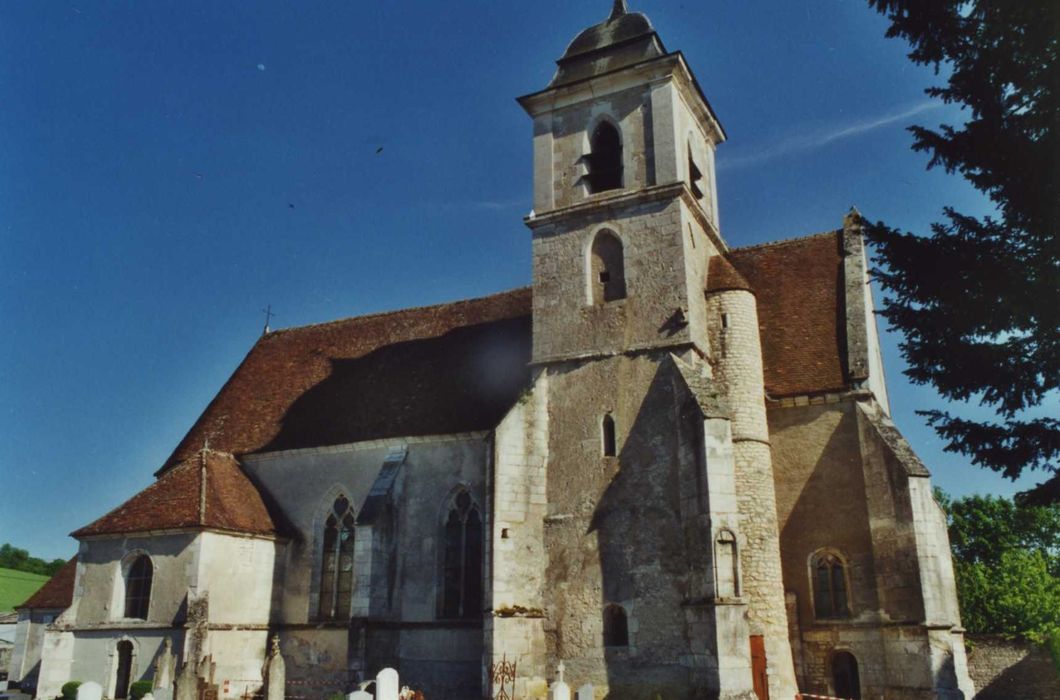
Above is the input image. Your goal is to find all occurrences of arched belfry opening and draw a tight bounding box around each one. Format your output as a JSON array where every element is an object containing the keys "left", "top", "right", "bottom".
[
  {"left": 587, "top": 121, "right": 623, "bottom": 193},
  {"left": 590, "top": 230, "right": 627, "bottom": 303}
]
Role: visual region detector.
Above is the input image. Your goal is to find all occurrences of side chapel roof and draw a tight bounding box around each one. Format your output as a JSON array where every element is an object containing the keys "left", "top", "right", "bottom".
[
  {"left": 73, "top": 450, "right": 277, "bottom": 537},
  {"left": 16, "top": 558, "right": 77, "bottom": 610},
  {"left": 76, "top": 231, "right": 853, "bottom": 538}
]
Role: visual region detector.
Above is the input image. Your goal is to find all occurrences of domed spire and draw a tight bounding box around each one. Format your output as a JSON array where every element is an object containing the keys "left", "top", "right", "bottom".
[{"left": 610, "top": 0, "right": 629, "bottom": 20}]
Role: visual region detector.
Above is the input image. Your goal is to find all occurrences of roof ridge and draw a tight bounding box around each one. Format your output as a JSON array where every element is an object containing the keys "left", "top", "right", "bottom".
[
  {"left": 729, "top": 228, "right": 840, "bottom": 255},
  {"left": 265, "top": 286, "right": 532, "bottom": 337}
]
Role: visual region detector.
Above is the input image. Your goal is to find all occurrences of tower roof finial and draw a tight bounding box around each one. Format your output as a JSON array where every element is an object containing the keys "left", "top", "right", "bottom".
[{"left": 610, "top": 0, "right": 628, "bottom": 21}]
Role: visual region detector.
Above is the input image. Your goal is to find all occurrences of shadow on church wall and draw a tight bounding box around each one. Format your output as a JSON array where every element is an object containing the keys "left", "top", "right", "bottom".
[{"left": 261, "top": 317, "right": 531, "bottom": 454}]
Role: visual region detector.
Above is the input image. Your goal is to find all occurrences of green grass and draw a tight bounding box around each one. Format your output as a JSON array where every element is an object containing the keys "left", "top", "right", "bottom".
[{"left": 0, "top": 566, "right": 49, "bottom": 613}]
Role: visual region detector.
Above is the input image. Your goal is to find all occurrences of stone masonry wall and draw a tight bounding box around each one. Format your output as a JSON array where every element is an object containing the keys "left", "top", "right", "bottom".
[
  {"left": 487, "top": 371, "right": 550, "bottom": 698},
  {"left": 966, "top": 635, "right": 1059, "bottom": 700},
  {"left": 543, "top": 353, "right": 703, "bottom": 698},
  {"left": 707, "top": 290, "right": 798, "bottom": 700},
  {"left": 531, "top": 195, "right": 693, "bottom": 363}
]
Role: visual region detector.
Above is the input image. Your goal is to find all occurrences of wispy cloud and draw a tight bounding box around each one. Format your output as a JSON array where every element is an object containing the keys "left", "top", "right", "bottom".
[
  {"left": 718, "top": 101, "right": 943, "bottom": 171},
  {"left": 466, "top": 198, "right": 527, "bottom": 211}
]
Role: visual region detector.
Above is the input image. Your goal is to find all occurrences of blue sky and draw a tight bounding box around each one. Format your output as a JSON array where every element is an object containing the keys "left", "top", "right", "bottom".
[{"left": 0, "top": 1, "right": 1041, "bottom": 560}]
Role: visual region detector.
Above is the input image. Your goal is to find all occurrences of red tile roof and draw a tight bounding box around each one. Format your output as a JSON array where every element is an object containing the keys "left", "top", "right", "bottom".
[
  {"left": 728, "top": 231, "right": 848, "bottom": 397},
  {"left": 74, "top": 234, "right": 851, "bottom": 537},
  {"left": 73, "top": 450, "right": 277, "bottom": 537},
  {"left": 706, "top": 254, "right": 752, "bottom": 293},
  {"left": 162, "top": 287, "right": 534, "bottom": 471},
  {"left": 16, "top": 558, "right": 76, "bottom": 610}
]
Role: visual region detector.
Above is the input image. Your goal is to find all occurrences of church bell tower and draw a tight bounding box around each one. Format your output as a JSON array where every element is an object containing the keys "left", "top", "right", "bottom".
[
  {"left": 519, "top": 0, "right": 726, "bottom": 364},
  {"left": 502, "top": 2, "right": 799, "bottom": 698}
]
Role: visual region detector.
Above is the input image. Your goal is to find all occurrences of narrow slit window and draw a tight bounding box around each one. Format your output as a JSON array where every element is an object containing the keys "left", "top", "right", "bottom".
[
  {"left": 603, "top": 604, "right": 629, "bottom": 647},
  {"left": 715, "top": 530, "right": 739, "bottom": 598},
  {"left": 602, "top": 414, "right": 617, "bottom": 457},
  {"left": 587, "top": 122, "right": 623, "bottom": 193}
]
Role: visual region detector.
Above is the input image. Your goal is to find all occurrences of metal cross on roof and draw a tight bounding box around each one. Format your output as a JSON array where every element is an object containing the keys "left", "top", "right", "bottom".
[{"left": 610, "top": 0, "right": 628, "bottom": 21}]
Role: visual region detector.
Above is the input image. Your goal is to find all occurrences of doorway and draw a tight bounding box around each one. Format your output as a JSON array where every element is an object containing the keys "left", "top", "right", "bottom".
[
  {"left": 832, "top": 651, "right": 861, "bottom": 699},
  {"left": 114, "top": 641, "right": 134, "bottom": 699},
  {"left": 750, "top": 635, "right": 769, "bottom": 700}
]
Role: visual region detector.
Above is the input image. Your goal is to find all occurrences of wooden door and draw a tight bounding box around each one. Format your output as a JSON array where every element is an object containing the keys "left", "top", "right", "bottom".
[{"left": 750, "top": 635, "right": 769, "bottom": 700}]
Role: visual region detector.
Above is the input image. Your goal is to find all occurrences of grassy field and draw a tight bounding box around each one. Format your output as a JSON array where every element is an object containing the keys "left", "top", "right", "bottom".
[{"left": 0, "top": 567, "right": 48, "bottom": 613}]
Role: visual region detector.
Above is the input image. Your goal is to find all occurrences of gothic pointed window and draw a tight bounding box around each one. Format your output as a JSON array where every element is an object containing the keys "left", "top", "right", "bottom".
[
  {"left": 319, "top": 496, "right": 356, "bottom": 620},
  {"left": 603, "top": 604, "right": 629, "bottom": 647},
  {"left": 602, "top": 414, "right": 617, "bottom": 457},
  {"left": 123, "top": 555, "right": 152, "bottom": 620},
  {"left": 587, "top": 121, "right": 623, "bottom": 193},
  {"left": 441, "top": 490, "right": 483, "bottom": 619},
  {"left": 811, "top": 551, "right": 850, "bottom": 619},
  {"left": 590, "top": 230, "right": 626, "bottom": 304}
]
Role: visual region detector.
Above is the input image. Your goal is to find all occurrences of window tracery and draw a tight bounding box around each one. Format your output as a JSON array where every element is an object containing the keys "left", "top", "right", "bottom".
[
  {"left": 319, "top": 495, "right": 356, "bottom": 620},
  {"left": 441, "top": 490, "right": 483, "bottom": 619}
]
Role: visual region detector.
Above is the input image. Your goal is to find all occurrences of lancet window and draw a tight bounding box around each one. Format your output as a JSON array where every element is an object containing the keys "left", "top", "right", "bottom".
[
  {"left": 441, "top": 490, "right": 483, "bottom": 619},
  {"left": 319, "top": 496, "right": 356, "bottom": 620},
  {"left": 812, "top": 551, "right": 850, "bottom": 619}
]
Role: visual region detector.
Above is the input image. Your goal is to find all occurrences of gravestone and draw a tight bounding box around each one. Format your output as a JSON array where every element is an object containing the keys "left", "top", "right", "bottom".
[
  {"left": 347, "top": 692, "right": 372, "bottom": 700},
  {"left": 76, "top": 682, "right": 102, "bottom": 700},
  {"left": 376, "top": 669, "right": 399, "bottom": 700},
  {"left": 576, "top": 684, "right": 594, "bottom": 700},
  {"left": 264, "top": 636, "right": 285, "bottom": 700},
  {"left": 154, "top": 638, "right": 176, "bottom": 691},
  {"left": 549, "top": 662, "right": 570, "bottom": 700},
  {"left": 174, "top": 661, "right": 197, "bottom": 700}
]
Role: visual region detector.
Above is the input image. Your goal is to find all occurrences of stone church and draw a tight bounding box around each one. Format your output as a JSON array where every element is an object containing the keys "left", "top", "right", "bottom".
[{"left": 29, "top": 3, "right": 974, "bottom": 699}]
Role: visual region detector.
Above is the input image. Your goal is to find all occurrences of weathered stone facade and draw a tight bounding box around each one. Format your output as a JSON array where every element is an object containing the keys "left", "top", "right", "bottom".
[{"left": 21, "top": 4, "right": 974, "bottom": 700}]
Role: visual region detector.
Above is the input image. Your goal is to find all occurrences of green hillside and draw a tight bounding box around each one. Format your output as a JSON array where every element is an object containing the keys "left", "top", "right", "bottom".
[{"left": 0, "top": 566, "right": 48, "bottom": 612}]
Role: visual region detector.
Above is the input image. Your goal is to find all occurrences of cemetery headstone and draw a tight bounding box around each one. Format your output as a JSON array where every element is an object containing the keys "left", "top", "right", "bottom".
[
  {"left": 76, "top": 681, "right": 102, "bottom": 700},
  {"left": 376, "top": 668, "right": 399, "bottom": 700},
  {"left": 549, "top": 662, "right": 570, "bottom": 700}
]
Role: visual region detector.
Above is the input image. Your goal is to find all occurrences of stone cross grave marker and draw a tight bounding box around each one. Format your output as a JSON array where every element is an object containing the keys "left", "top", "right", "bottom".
[
  {"left": 76, "top": 682, "right": 103, "bottom": 700},
  {"left": 550, "top": 662, "right": 570, "bottom": 700}
]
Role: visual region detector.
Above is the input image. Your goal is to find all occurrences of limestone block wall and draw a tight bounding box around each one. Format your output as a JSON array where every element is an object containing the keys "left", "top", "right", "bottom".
[
  {"left": 966, "top": 635, "right": 1060, "bottom": 700},
  {"left": 73, "top": 533, "right": 200, "bottom": 626},
  {"left": 242, "top": 435, "right": 489, "bottom": 626},
  {"left": 10, "top": 609, "right": 63, "bottom": 688},
  {"left": 770, "top": 402, "right": 880, "bottom": 629},
  {"left": 530, "top": 196, "right": 693, "bottom": 363},
  {"left": 487, "top": 371, "right": 549, "bottom": 691},
  {"left": 243, "top": 435, "right": 489, "bottom": 694},
  {"left": 707, "top": 290, "right": 798, "bottom": 699},
  {"left": 197, "top": 533, "right": 277, "bottom": 626},
  {"left": 536, "top": 84, "right": 653, "bottom": 212},
  {"left": 542, "top": 352, "right": 710, "bottom": 696}
]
